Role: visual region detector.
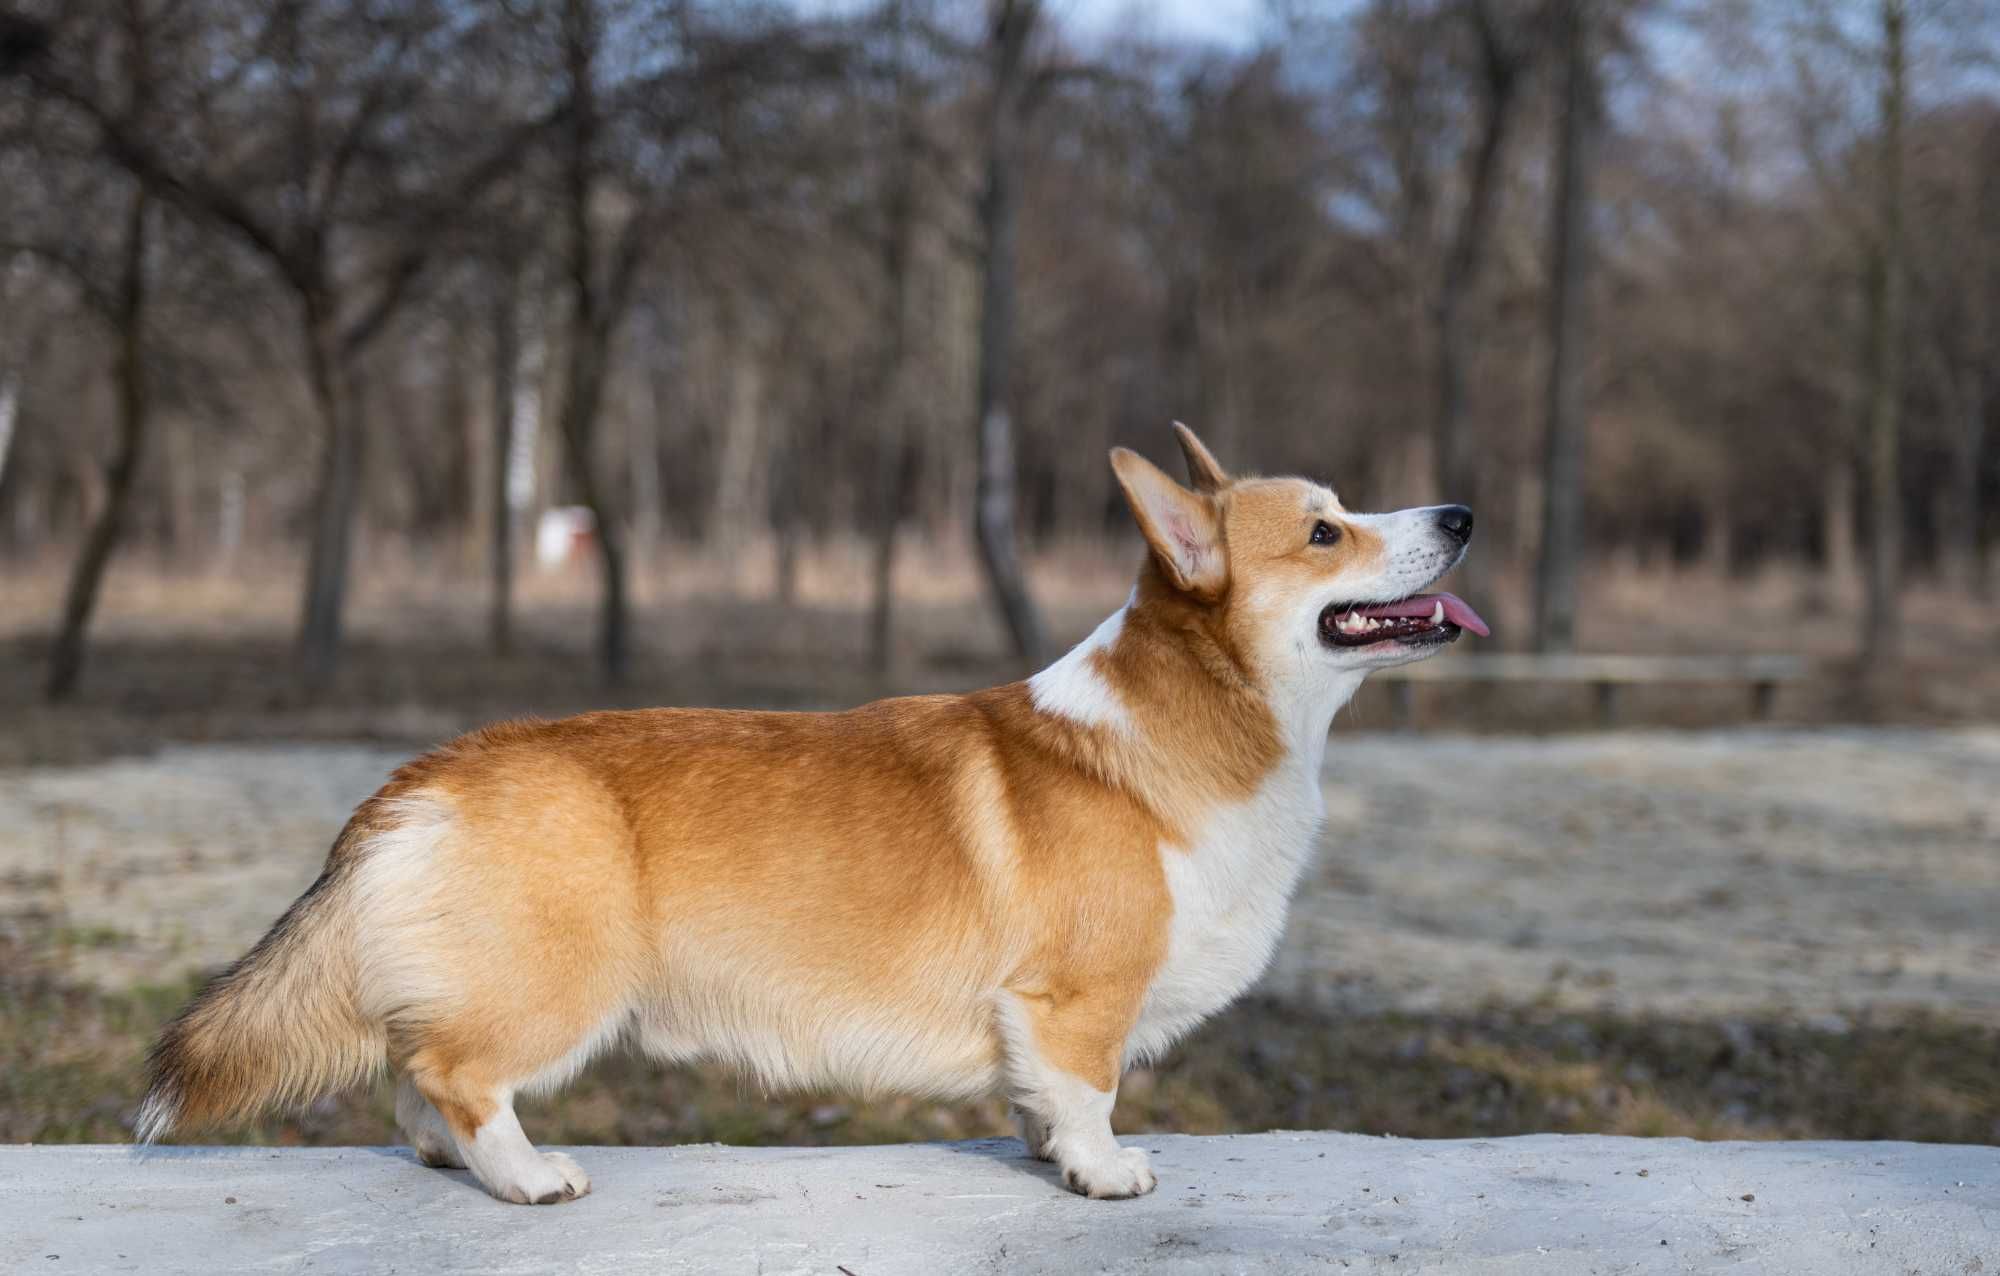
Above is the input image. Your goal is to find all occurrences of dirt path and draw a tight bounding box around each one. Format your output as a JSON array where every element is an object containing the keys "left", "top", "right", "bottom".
[
  {"left": 1273, "top": 728, "right": 2000, "bottom": 1022},
  {"left": 4, "top": 730, "right": 1996, "bottom": 1021}
]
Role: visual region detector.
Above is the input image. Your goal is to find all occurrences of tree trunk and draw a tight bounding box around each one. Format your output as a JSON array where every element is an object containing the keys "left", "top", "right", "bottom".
[
  {"left": 628, "top": 343, "right": 663, "bottom": 578},
  {"left": 442, "top": 326, "right": 474, "bottom": 535},
  {"left": 972, "top": 0, "right": 1045, "bottom": 667},
  {"left": 218, "top": 466, "right": 244, "bottom": 562},
  {"left": 1861, "top": 0, "right": 1906, "bottom": 660},
  {"left": 713, "top": 329, "right": 768, "bottom": 562},
  {"left": 867, "top": 0, "right": 921, "bottom": 674},
  {"left": 1532, "top": 0, "right": 1600, "bottom": 653},
  {"left": 46, "top": 190, "right": 149, "bottom": 702},
  {"left": 869, "top": 442, "right": 918, "bottom": 674},
  {"left": 0, "top": 374, "right": 17, "bottom": 500},
  {"left": 1823, "top": 461, "right": 1857, "bottom": 582},
  {"left": 772, "top": 439, "right": 801, "bottom": 606},
  {"left": 559, "top": 0, "right": 628, "bottom": 685},
  {"left": 868, "top": 496, "right": 899, "bottom": 674},
  {"left": 1955, "top": 386, "right": 1988, "bottom": 596},
  {"left": 295, "top": 291, "right": 364, "bottom": 691},
  {"left": 489, "top": 267, "right": 520, "bottom": 655},
  {"left": 1434, "top": 0, "right": 1521, "bottom": 519},
  {"left": 164, "top": 426, "right": 197, "bottom": 553},
  {"left": 555, "top": 307, "right": 628, "bottom": 682}
]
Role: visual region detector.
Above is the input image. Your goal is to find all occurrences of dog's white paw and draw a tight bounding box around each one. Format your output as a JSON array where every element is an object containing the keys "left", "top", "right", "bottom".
[
  {"left": 488, "top": 1151, "right": 592, "bottom": 1205},
  {"left": 1060, "top": 1146, "right": 1156, "bottom": 1200}
]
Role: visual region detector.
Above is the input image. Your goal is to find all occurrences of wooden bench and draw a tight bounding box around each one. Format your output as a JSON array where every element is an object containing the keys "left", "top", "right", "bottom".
[{"left": 1376, "top": 652, "right": 1813, "bottom": 727}]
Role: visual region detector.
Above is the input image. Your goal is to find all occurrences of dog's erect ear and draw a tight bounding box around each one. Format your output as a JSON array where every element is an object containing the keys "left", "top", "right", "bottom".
[
  {"left": 1110, "top": 447, "right": 1225, "bottom": 597},
  {"left": 1171, "top": 421, "right": 1229, "bottom": 494}
]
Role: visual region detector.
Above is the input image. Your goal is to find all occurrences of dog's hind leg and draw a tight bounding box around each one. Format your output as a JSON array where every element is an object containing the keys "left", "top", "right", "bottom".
[
  {"left": 395, "top": 1074, "right": 466, "bottom": 1169},
  {"left": 1013, "top": 1104, "right": 1056, "bottom": 1161},
  {"left": 350, "top": 759, "right": 650, "bottom": 1203},
  {"left": 403, "top": 1045, "right": 595, "bottom": 1205}
]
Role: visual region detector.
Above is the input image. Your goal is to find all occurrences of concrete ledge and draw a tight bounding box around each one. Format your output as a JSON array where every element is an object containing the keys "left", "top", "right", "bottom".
[{"left": 5, "top": 1134, "right": 1995, "bottom": 1274}]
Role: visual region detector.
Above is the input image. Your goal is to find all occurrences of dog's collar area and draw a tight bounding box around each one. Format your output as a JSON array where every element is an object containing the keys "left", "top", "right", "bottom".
[{"left": 1317, "top": 591, "right": 1489, "bottom": 649}]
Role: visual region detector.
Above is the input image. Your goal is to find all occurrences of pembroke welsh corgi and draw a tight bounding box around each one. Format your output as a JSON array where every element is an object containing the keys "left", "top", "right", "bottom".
[{"left": 137, "top": 423, "right": 1487, "bottom": 1205}]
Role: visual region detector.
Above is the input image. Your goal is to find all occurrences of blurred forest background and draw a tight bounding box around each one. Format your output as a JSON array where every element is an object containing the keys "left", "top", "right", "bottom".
[
  {"left": 2, "top": 0, "right": 1998, "bottom": 1155},
  {"left": 0, "top": 0, "right": 1995, "bottom": 730}
]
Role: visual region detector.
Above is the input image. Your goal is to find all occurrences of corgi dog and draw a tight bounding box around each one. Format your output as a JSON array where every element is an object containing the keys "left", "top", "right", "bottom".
[{"left": 135, "top": 424, "right": 1486, "bottom": 1206}]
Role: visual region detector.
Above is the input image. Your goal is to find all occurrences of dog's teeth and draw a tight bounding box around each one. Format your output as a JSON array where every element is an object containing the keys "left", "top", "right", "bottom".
[{"left": 1430, "top": 601, "right": 1444, "bottom": 624}]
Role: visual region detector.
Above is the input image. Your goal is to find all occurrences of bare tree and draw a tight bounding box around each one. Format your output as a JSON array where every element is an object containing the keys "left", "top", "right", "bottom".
[
  {"left": 44, "top": 190, "right": 148, "bottom": 700},
  {"left": 4, "top": 2, "right": 557, "bottom": 687},
  {"left": 21, "top": 2, "right": 158, "bottom": 701},
  {"left": 488, "top": 258, "right": 523, "bottom": 655},
  {"left": 861, "top": 0, "right": 928, "bottom": 672},
  {"left": 0, "top": 0, "right": 1993, "bottom": 693},
  {"left": 0, "top": 373, "right": 16, "bottom": 500},
  {"left": 971, "top": 0, "right": 1046, "bottom": 667},
  {"left": 1860, "top": 0, "right": 1907, "bottom": 658},
  {"left": 552, "top": 0, "right": 639, "bottom": 684},
  {"left": 1434, "top": 0, "right": 1529, "bottom": 517},
  {"left": 1911, "top": 108, "right": 1996, "bottom": 595},
  {"left": 1532, "top": 0, "right": 1601, "bottom": 652}
]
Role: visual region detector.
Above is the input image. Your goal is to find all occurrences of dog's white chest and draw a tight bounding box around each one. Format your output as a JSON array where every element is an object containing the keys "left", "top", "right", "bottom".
[{"left": 1127, "top": 763, "right": 1325, "bottom": 1062}]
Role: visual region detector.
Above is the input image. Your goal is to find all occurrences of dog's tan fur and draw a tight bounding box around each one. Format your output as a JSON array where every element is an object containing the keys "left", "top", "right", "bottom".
[{"left": 138, "top": 425, "right": 1474, "bottom": 1205}]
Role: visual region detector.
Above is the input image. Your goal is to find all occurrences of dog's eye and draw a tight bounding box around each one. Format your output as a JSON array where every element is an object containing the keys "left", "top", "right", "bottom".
[{"left": 1310, "top": 520, "right": 1341, "bottom": 547}]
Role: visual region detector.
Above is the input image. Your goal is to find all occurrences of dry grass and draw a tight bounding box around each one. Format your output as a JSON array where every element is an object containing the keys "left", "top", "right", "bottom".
[{"left": 5, "top": 935, "right": 1993, "bottom": 1150}]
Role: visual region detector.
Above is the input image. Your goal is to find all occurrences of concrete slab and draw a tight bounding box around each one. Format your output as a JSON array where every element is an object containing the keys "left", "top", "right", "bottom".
[{"left": 4, "top": 1134, "right": 1995, "bottom": 1274}]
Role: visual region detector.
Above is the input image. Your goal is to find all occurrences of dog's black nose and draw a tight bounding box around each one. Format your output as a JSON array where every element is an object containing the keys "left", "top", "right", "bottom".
[{"left": 1436, "top": 505, "right": 1474, "bottom": 544}]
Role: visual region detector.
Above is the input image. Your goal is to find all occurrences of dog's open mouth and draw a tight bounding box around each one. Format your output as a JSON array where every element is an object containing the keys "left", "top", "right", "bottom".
[{"left": 1318, "top": 592, "right": 1491, "bottom": 649}]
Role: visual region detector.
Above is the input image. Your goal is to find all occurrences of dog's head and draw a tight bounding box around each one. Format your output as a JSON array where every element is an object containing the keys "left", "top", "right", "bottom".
[{"left": 1111, "top": 424, "right": 1488, "bottom": 698}]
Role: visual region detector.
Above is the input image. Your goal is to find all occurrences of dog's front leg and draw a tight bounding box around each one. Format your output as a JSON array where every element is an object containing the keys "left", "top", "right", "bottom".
[{"left": 998, "top": 990, "right": 1156, "bottom": 1199}]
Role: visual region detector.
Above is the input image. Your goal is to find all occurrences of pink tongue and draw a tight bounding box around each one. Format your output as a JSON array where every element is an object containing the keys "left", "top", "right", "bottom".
[{"left": 1351, "top": 591, "right": 1491, "bottom": 638}]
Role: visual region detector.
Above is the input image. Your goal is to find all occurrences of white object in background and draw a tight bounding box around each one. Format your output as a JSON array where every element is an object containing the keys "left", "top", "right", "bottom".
[
  {"left": 506, "top": 342, "right": 542, "bottom": 517},
  {"left": 535, "top": 505, "right": 597, "bottom": 568}
]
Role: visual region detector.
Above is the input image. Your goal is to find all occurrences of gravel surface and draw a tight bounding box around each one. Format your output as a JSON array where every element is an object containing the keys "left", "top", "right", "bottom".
[{"left": 3, "top": 729, "right": 1996, "bottom": 1021}]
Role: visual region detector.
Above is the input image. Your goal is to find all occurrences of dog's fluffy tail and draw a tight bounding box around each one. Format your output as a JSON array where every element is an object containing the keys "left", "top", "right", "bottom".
[{"left": 135, "top": 836, "right": 385, "bottom": 1143}]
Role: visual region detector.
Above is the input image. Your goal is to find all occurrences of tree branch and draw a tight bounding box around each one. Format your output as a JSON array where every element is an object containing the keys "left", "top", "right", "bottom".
[
  {"left": 0, "top": 239, "right": 119, "bottom": 318},
  {"left": 10, "top": 54, "right": 305, "bottom": 286},
  {"left": 312, "top": 21, "right": 426, "bottom": 222},
  {"left": 337, "top": 101, "right": 569, "bottom": 360}
]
